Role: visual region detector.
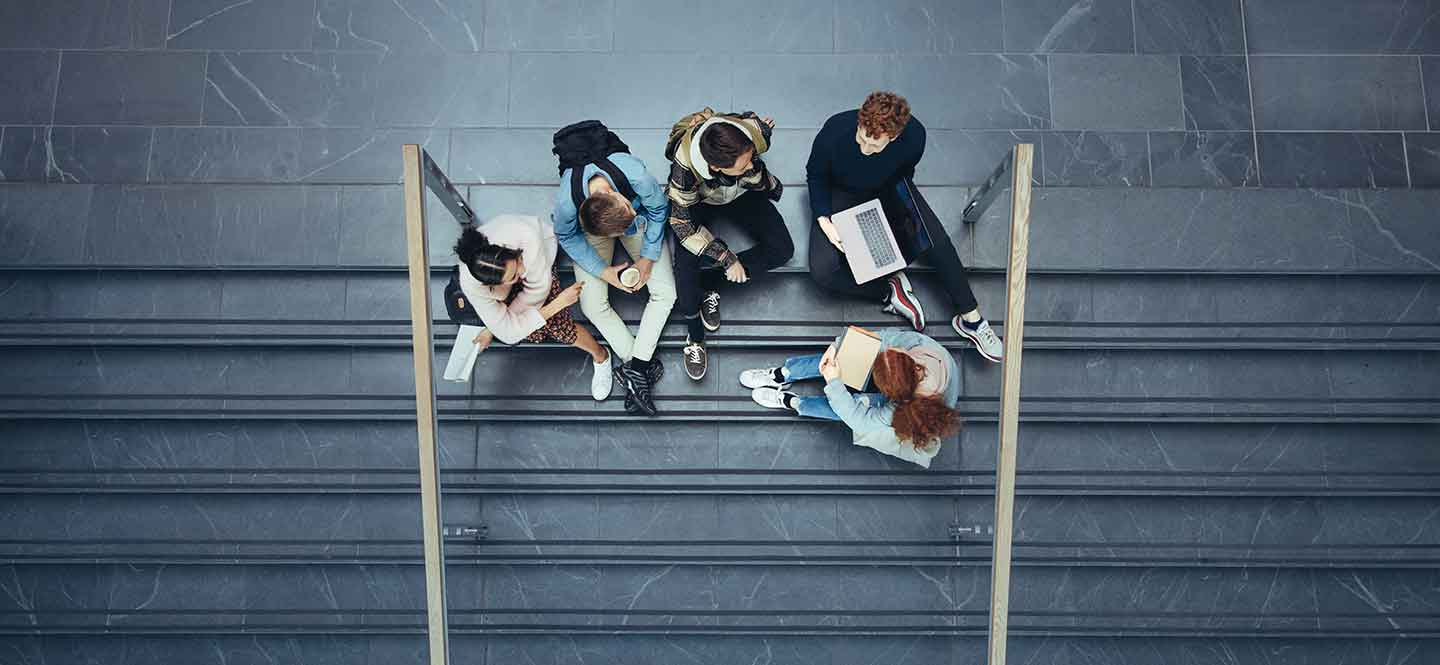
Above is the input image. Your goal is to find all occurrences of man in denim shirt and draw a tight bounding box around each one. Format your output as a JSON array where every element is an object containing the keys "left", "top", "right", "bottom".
[{"left": 553, "top": 152, "right": 676, "bottom": 416}]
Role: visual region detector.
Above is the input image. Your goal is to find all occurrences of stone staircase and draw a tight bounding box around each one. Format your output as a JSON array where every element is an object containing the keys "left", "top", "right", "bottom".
[{"left": 1, "top": 182, "right": 1438, "bottom": 664}]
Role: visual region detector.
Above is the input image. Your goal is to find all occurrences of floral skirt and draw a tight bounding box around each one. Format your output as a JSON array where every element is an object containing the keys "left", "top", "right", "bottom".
[{"left": 505, "top": 271, "right": 578, "bottom": 345}]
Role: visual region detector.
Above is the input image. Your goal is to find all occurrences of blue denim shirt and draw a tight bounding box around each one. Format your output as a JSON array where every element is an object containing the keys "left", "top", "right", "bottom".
[{"left": 551, "top": 153, "right": 669, "bottom": 277}]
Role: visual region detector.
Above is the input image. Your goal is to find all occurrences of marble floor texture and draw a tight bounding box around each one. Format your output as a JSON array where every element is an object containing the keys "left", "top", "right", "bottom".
[{"left": 2, "top": 1, "right": 1440, "bottom": 664}]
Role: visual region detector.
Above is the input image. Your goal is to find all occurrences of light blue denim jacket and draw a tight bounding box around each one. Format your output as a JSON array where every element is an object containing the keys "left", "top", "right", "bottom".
[
  {"left": 551, "top": 153, "right": 669, "bottom": 277},
  {"left": 822, "top": 329, "right": 959, "bottom": 468}
]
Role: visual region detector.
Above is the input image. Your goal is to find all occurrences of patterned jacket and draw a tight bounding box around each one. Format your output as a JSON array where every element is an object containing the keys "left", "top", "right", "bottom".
[{"left": 663, "top": 108, "right": 784, "bottom": 267}]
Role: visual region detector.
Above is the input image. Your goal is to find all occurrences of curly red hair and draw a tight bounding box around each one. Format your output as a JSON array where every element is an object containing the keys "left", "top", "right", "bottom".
[
  {"left": 858, "top": 91, "right": 912, "bottom": 139},
  {"left": 871, "top": 349, "right": 961, "bottom": 448}
]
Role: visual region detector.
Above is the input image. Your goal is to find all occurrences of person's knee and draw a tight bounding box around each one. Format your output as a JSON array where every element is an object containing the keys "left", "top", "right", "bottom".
[
  {"left": 807, "top": 266, "right": 840, "bottom": 291},
  {"left": 769, "top": 231, "right": 796, "bottom": 267},
  {"left": 579, "top": 285, "right": 613, "bottom": 317},
  {"left": 647, "top": 278, "right": 678, "bottom": 307}
]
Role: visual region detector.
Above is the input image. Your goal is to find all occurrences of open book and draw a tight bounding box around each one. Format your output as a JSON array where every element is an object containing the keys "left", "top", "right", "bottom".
[{"left": 443, "top": 325, "right": 487, "bottom": 383}]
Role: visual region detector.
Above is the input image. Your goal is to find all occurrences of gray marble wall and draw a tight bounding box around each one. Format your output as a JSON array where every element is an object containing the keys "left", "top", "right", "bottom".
[{"left": 0, "top": 0, "right": 1437, "bottom": 189}]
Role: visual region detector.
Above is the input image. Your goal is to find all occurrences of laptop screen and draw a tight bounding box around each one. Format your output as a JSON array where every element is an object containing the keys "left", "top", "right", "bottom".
[{"left": 887, "top": 178, "right": 935, "bottom": 262}]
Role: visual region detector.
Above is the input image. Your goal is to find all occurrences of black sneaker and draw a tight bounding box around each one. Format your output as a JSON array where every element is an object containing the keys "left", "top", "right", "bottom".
[
  {"left": 682, "top": 338, "right": 708, "bottom": 380},
  {"left": 699, "top": 291, "right": 721, "bottom": 332},
  {"left": 618, "top": 360, "right": 658, "bottom": 417},
  {"left": 613, "top": 357, "right": 664, "bottom": 387}
]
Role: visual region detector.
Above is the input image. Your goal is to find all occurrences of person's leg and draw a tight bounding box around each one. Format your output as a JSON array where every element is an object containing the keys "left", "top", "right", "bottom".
[
  {"left": 623, "top": 232, "right": 676, "bottom": 363},
  {"left": 670, "top": 231, "right": 706, "bottom": 333},
  {"left": 781, "top": 353, "right": 825, "bottom": 382},
  {"left": 572, "top": 325, "right": 606, "bottom": 363},
  {"left": 576, "top": 234, "right": 635, "bottom": 362},
  {"left": 792, "top": 395, "right": 842, "bottom": 421},
  {"left": 806, "top": 190, "right": 889, "bottom": 300},
  {"left": 723, "top": 191, "right": 796, "bottom": 276},
  {"left": 918, "top": 205, "right": 980, "bottom": 316}
]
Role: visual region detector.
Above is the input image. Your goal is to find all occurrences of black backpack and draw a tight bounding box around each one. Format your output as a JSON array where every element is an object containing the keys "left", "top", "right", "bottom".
[
  {"left": 552, "top": 120, "right": 638, "bottom": 209},
  {"left": 444, "top": 266, "right": 481, "bottom": 326}
]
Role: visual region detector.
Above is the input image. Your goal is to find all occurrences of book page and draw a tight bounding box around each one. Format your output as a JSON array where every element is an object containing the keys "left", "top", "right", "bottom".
[{"left": 443, "top": 325, "right": 486, "bottom": 383}]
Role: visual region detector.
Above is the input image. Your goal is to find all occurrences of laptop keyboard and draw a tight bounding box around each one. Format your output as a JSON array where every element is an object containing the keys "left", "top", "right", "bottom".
[{"left": 856, "top": 207, "right": 896, "bottom": 266}]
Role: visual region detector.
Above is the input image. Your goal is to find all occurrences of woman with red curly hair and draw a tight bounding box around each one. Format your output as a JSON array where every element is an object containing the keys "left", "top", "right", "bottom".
[
  {"left": 739, "top": 328, "right": 960, "bottom": 468},
  {"left": 806, "top": 91, "right": 1003, "bottom": 364}
]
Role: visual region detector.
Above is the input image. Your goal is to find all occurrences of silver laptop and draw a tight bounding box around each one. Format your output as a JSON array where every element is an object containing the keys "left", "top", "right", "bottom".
[{"left": 833, "top": 198, "right": 905, "bottom": 283}]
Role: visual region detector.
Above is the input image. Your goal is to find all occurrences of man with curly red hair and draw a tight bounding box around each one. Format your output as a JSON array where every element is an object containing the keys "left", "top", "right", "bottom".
[{"left": 805, "top": 91, "right": 1003, "bottom": 363}]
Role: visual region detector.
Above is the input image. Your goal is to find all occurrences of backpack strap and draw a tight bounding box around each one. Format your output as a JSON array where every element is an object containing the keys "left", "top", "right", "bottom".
[
  {"left": 595, "top": 157, "right": 637, "bottom": 201},
  {"left": 568, "top": 157, "right": 640, "bottom": 211}
]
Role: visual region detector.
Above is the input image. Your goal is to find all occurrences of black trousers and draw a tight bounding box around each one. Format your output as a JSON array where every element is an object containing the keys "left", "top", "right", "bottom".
[
  {"left": 807, "top": 187, "right": 979, "bottom": 313},
  {"left": 673, "top": 190, "right": 795, "bottom": 317}
]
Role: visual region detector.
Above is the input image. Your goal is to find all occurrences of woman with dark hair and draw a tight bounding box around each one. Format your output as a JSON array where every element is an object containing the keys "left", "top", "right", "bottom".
[
  {"left": 738, "top": 329, "right": 960, "bottom": 468},
  {"left": 455, "top": 214, "right": 612, "bottom": 401}
]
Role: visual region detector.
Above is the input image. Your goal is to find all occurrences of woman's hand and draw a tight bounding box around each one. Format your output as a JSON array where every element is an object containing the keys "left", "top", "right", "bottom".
[
  {"left": 540, "top": 282, "right": 584, "bottom": 320},
  {"left": 555, "top": 281, "right": 583, "bottom": 308},
  {"left": 817, "top": 216, "right": 844, "bottom": 254},
  {"left": 819, "top": 344, "right": 841, "bottom": 381},
  {"left": 472, "top": 328, "right": 494, "bottom": 353}
]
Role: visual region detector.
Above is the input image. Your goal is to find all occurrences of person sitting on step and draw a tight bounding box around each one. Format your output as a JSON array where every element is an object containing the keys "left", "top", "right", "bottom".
[
  {"left": 553, "top": 151, "right": 676, "bottom": 417},
  {"left": 455, "top": 215, "right": 612, "bottom": 400},
  {"left": 664, "top": 107, "right": 794, "bottom": 381},
  {"left": 806, "top": 91, "right": 1003, "bottom": 363},
  {"left": 739, "top": 328, "right": 960, "bottom": 469}
]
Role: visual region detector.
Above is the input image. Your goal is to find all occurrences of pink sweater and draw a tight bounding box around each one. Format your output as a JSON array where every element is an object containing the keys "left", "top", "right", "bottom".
[{"left": 456, "top": 214, "right": 558, "bottom": 344}]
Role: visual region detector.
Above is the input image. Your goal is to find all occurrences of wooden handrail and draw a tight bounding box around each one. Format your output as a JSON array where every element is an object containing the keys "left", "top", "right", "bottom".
[
  {"left": 987, "top": 143, "right": 1034, "bottom": 665},
  {"left": 402, "top": 144, "right": 451, "bottom": 665}
]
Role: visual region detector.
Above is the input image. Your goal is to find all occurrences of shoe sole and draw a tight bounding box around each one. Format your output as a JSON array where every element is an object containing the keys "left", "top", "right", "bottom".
[
  {"left": 739, "top": 371, "right": 788, "bottom": 390},
  {"left": 750, "top": 388, "right": 788, "bottom": 410},
  {"left": 953, "top": 320, "right": 1003, "bottom": 364},
  {"left": 701, "top": 318, "right": 720, "bottom": 333},
  {"left": 888, "top": 279, "right": 926, "bottom": 331}
]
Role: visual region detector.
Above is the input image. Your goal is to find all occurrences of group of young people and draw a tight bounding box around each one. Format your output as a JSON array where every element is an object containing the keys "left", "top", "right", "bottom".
[{"left": 453, "top": 92, "right": 1003, "bottom": 467}]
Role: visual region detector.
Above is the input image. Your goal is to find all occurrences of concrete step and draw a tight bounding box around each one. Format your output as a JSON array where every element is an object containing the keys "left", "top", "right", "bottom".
[
  {"left": 2, "top": 347, "right": 1435, "bottom": 422},
  {"left": 4, "top": 271, "right": 1438, "bottom": 351},
  {"left": 5, "top": 185, "right": 1438, "bottom": 274}
]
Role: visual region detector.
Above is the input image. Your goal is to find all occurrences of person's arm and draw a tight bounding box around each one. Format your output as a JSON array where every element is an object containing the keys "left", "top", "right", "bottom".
[
  {"left": 666, "top": 163, "right": 738, "bottom": 267},
  {"left": 631, "top": 168, "right": 670, "bottom": 263},
  {"left": 878, "top": 328, "right": 931, "bottom": 350},
  {"left": 823, "top": 379, "right": 892, "bottom": 432},
  {"left": 805, "top": 128, "right": 834, "bottom": 219},
  {"left": 900, "top": 120, "right": 926, "bottom": 179},
  {"left": 552, "top": 200, "right": 608, "bottom": 277},
  {"left": 740, "top": 156, "right": 784, "bottom": 201},
  {"left": 737, "top": 111, "right": 774, "bottom": 145},
  {"left": 460, "top": 284, "right": 544, "bottom": 346}
]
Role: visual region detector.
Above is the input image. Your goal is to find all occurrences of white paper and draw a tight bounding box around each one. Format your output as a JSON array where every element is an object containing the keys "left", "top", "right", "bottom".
[{"left": 443, "top": 325, "right": 486, "bottom": 383}]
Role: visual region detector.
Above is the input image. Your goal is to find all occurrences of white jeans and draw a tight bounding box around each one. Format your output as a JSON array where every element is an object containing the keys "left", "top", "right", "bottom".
[{"left": 576, "top": 232, "right": 676, "bottom": 362}]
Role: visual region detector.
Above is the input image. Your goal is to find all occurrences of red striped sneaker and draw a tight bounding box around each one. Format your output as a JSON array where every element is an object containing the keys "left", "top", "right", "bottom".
[{"left": 881, "top": 272, "right": 926, "bottom": 331}]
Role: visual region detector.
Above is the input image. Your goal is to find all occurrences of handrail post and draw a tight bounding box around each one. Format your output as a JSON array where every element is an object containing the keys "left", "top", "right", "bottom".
[
  {"left": 987, "top": 143, "right": 1034, "bottom": 665},
  {"left": 402, "top": 144, "right": 451, "bottom": 665}
]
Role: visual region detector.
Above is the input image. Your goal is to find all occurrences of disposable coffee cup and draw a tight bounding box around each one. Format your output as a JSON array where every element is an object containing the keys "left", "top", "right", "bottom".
[{"left": 619, "top": 267, "right": 641, "bottom": 288}]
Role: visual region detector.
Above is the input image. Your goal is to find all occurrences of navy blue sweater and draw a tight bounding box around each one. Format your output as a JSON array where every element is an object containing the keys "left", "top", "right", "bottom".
[{"left": 805, "top": 110, "right": 926, "bottom": 219}]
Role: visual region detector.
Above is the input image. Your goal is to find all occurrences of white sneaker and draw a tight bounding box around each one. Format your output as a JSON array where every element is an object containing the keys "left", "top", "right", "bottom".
[
  {"left": 740, "top": 367, "right": 788, "bottom": 389},
  {"left": 591, "top": 350, "right": 614, "bottom": 400},
  {"left": 953, "top": 316, "right": 1003, "bottom": 363},
  {"left": 751, "top": 387, "right": 794, "bottom": 410}
]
